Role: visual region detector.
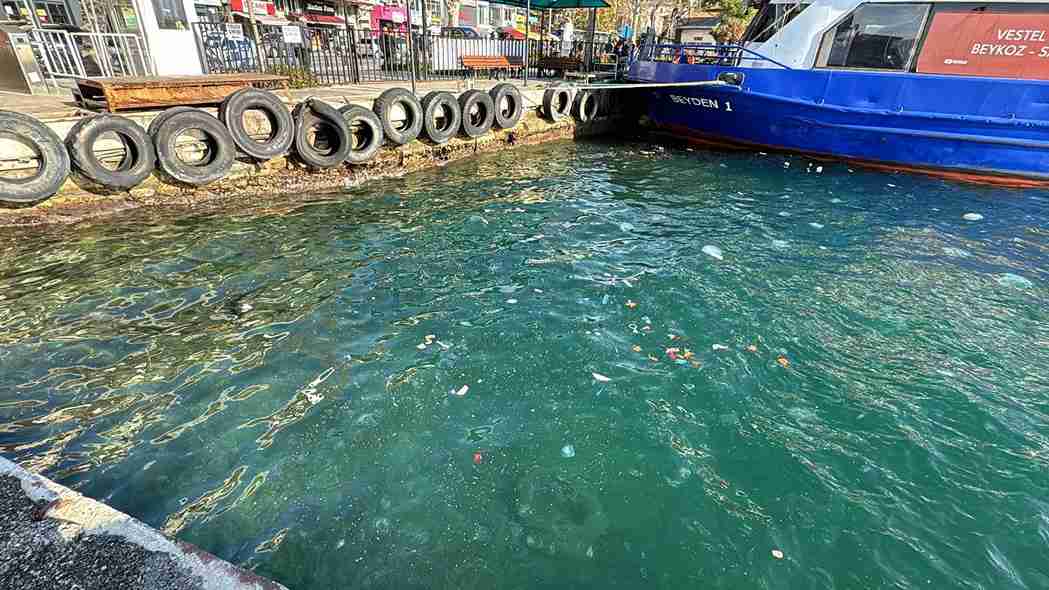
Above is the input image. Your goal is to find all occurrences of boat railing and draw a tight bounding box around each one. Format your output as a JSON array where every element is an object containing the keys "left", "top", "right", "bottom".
[{"left": 637, "top": 42, "right": 792, "bottom": 70}]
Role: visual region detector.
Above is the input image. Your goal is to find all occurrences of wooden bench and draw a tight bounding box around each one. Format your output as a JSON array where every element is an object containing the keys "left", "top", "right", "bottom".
[
  {"left": 72, "top": 73, "right": 289, "bottom": 113},
  {"left": 461, "top": 55, "right": 523, "bottom": 79},
  {"left": 536, "top": 56, "right": 583, "bottom": 77}
]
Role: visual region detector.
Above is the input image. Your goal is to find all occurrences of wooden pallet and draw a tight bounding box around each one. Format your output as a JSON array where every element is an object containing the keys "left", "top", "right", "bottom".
[{"left": 72, "top": 74, "right": 290, "bottom": 113}]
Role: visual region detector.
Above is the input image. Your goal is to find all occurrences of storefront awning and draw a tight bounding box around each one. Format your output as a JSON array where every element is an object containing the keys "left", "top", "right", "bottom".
[
  {"left": 233, "top": 12, "right": 291, "bottom": 26},
  {"left": 196, "top": 0, "right": 223, "bottom": 6},
  {"left": 487, "top": 0, "right": 609, "bottom": 9},
  {"left": 299, "top": 13, "right": 345, "bottom": 24}
]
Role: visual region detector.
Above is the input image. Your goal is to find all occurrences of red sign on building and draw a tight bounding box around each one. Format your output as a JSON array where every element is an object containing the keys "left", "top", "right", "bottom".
[{"left": 916, "top": 11, "right": 1049, "bottom": 79}]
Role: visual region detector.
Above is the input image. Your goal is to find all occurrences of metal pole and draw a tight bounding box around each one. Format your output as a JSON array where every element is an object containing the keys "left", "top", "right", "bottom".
[
  {"left": 404, "top": 0, "right": 417, "bottom": 94},
  {"left": 523, "top": 0, "right": 530, "bottom": 86},
  {"left": 246, "top": 0, "right": 265, "bottom": 71}
]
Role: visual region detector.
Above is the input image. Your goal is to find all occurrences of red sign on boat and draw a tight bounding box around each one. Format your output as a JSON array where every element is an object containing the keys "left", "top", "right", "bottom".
[{"left": 916, "top": 11, "right": 1049, "bottom": 79}]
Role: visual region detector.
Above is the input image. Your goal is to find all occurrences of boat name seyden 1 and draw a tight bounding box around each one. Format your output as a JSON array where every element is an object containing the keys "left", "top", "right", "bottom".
[
  {"left": 668, "top": 94, "right": 734, "bottom": 111},
  {"left": 972, "top": 28, "right": 1049, "bottom": 56}
]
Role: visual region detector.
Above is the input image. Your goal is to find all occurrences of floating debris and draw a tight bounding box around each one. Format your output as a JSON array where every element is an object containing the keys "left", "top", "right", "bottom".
[
  {"left": 702, "top": 245, "right": 724, "bottom": 260},
  {"left": 666, "top": 347, "right": 680, "bottom": 360},
  {"left": 712, "top": 344, "right": 729, "bottom": 351},
  {"left": 625, "top": 300, "right": 638, "bottom": 309},
  {"left": 772, "top": 549, "right": 785, "bottom": 560},
  {"left": 777, "top": 356, "right": 791, "bottom": 368},
  {"left": 809, "top": 222, "right": 824, "bottom": 229},
  {"left": 473, "top": 452, "right": 483, "bottom": 465},
  {"left": 416, "top": 343, "right": 427, "bottom": 350},
  {"left": 632, "top": 345, "right": 643, "bottom": 353},
  {"left": 561, "top": 444, "right": 576, "bottom": 458},
  {"left": 506, "top": 298, "right": 518, "bottom": 304},
  {"left": 815, "top": 166, "right": 823, "bottom": 173},
  {"left": 592, "top": 372, "right": 611, "bottom": 382},
  {"left": 830, "top": 198, "right": 843, "bottom": 204},
  {"left": 451, "top": 385, "right": 469, "bottom": 397},
  {"left": 963, "top": 212, "right": 985, "bottom": 221},
  {"left": 746, "top": 344, "right": 758, "bottom": 353}
]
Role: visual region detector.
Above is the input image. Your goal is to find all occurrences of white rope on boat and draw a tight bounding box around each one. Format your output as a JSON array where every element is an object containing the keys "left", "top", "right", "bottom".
[{"left": 560, "top": 81, "right": 730, "bottom": 91}]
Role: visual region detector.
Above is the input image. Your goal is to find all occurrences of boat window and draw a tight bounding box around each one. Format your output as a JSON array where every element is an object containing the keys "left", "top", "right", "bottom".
[
  {"left": 915, "top": 4, "right": 1049, "bottom": 79},
  {"left": 743, "top": 2, "right": 812, "bottom": 43},
  {"left": 817, "top": 3, "right": 931, "bottom": 70}
]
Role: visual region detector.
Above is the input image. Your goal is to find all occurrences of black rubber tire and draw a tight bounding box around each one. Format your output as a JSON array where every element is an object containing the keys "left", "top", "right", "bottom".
[
  {"left": 420, "top": 91, "right": 461, "bottom": 145},
  {"left": 218, "top": 87, "right": 294, "bottom": 161},
  {"left": 372, "top": 88, "right": 422, "bottom": 146},
  {"left": 489, "top": 83, "right": 524, "bottom": 129},
  {"left": 542, "top": 87, "right": 572, "bottom": 121},
  {"left": 338, "top": 104, "right": 383, "bottom": 164},
  {"left": 572, "top": 90, "right": 599, "bottom": 123},
  {"left": 147, "top": 106, "right": 197, "bottom": 138},
  {"left": 66, "top": 115, "right": 154, "bottom": 191},
  {"left": 0, "top": 110, "right": 69, "bottom": 204},
  {"left": 458, "top": 89, "right": 495, "bottom": 138},
  {"left": 152, "top": 109, "right": 236, "bottom": 186},
  {"left": 292, "top": 99, "right": 351, "bottom": 168}
]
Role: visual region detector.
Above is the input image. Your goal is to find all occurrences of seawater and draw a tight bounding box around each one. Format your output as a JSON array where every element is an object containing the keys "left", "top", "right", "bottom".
[{"left": 1, "top": 140, "right": 1048, "bottom": 589}]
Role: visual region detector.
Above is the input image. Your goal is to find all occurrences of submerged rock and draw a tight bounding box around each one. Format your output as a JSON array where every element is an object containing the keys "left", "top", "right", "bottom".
[
  {"left": 514, "top": 467, "right": 609, "bottom": 559},
  {"left": 997, "top": 273, "right": 1033, "bottom": 289}
]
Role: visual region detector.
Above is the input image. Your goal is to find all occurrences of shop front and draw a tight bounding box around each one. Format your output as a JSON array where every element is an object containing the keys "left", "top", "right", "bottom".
[{"left": 138, "top": 0, "right": 203, "bottom": 74}]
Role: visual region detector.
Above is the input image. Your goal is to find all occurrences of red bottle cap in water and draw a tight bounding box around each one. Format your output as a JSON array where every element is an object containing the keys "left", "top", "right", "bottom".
[{"left": 473, "top": 452, "right": 483, "bottom": 465}]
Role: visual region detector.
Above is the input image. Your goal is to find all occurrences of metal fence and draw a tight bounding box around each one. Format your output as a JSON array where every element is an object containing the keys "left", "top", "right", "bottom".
[
  {"left": 194, "top": 23, "right": 616, "bottom": 85},
  {"left": 30, "top": 29, "right": 151, "bottom": 79}
]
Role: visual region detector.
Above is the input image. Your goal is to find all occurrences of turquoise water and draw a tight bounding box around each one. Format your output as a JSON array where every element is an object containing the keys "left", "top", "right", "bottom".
[{"left": 1, "top": 140, "right": 1048, "bottom": 589}]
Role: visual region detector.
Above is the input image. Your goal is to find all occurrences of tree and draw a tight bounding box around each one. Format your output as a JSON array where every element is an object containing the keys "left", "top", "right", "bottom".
[{"left": 712, "top": 0, "right": 753, "bottom": 43}]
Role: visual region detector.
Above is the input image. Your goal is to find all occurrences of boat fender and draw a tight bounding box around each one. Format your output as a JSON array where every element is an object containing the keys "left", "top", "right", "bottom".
[
  {"left": 152, "top": 108, "right": 236, "bottom": 186},
  {"left": 147, "top": 106, "right": 198, "bottom": 137},
  {"left": 338, "top": 104, "right": 384, "bottom": 164},
  {"left": 420, "top": 91, "right": 461, "bottom": 145},
  {"left": 489, "top": 83, "right": 524, "bottom": 129},
  {"left": 66, "top": 114, "right": 155, "bottom": 191},
  {"left": 219, "top": 88, "right": 294, "bottom": 161},
  {"left": 459, "top": 89, "right": 495, "bottom": 138},
  {"left": 0, "top": 110, "right": 70, "bottom": 204},
  {"left": 572, "top": 90, "right": 599, "bottom": 123},
  {"left": 292, "top": 98, "right": 351, "bottom": 169},
  {"left": 373, "top": 88, "right": 423, "bottom": 146},
  {"left": 542, "top": 87, "right": 572, "bottom": 121}
]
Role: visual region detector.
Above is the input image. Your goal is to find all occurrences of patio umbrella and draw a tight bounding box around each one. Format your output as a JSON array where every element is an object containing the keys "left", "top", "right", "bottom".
[{"left": 501, "top": 26, "right": 525, "bottom": 39}]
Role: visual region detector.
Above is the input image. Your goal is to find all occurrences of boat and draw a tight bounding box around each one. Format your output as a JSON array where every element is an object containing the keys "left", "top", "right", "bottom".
[{"left": 627, "top": 0, "right": 1049, "bottom": 186}]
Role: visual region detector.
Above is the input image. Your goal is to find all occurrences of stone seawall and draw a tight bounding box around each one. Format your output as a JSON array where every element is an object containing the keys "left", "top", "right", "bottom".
[
  {"left": 0, "top": 102, "right": 621, "bottom": 228},
  {"left": 0, "top": 456, "right": 287, "bottom": 590}
]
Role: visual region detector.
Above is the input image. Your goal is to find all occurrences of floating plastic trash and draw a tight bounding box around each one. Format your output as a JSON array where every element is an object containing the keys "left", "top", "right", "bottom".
[
  {"left": 747, "top": 344, "right": 758, "bottom": 352},
  {"left": 997, "top": 273, "right": 1033, "bottom": 288},
  {"left": 592, "top": 372, "right": 611, "bottom": 382},
  {"left": 561, "top": 444, "right": 575, "bottom": 458},
  {"left": 452, "top": 385, "right": 469, "bottom": 397},
  {"left": 506, "top": 298, "right": 518, "bottom": 304},
  {"left": 702, "top": 245, "right": 724, "bottom": 260},
  {"left": 963, "top": 212, "right": 984, "bottom": 221},
  {"left": 777, "top": 356, "right": 791, "bottom": 368},
  {"left": 809, "top": 222, "right": 824, "bottom": 229},
  {"left": 712, "top": 344, "right": 729, "bottom": 351},
  {"left": 830, "top": 198, "right": 843, "bottom": 204},
  {"left": 772, "top": 549, "right": 785, "bottom": 560},
  {"left": 625, "top": 300, "right": 638, "bottom": 309}
]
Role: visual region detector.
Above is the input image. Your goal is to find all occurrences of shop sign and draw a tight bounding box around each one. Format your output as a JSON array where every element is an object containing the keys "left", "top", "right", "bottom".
[
  {"left": 282, "top": 25, "right": 303, "bottom": 44},
  {"left": 306, "top": 3, "right": 335, "bottom": 13},
  {"left": 226, "top": 23, "right": 245, "bottom": 40}
]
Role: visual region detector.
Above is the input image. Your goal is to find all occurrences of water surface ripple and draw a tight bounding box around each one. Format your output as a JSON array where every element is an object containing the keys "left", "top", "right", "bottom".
[{"left": 1, "top": 141, "right": 1048, "bottom": 589}]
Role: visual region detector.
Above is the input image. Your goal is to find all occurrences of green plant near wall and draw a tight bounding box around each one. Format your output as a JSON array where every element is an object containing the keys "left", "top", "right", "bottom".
[{"left": 267, "top": 65, "right": 321, "bottom": 89}]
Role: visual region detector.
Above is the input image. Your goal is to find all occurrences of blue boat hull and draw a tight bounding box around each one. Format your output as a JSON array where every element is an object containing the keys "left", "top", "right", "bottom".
[{"left": 628, "top": 61, "right": 1049, "bottom": 185}]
